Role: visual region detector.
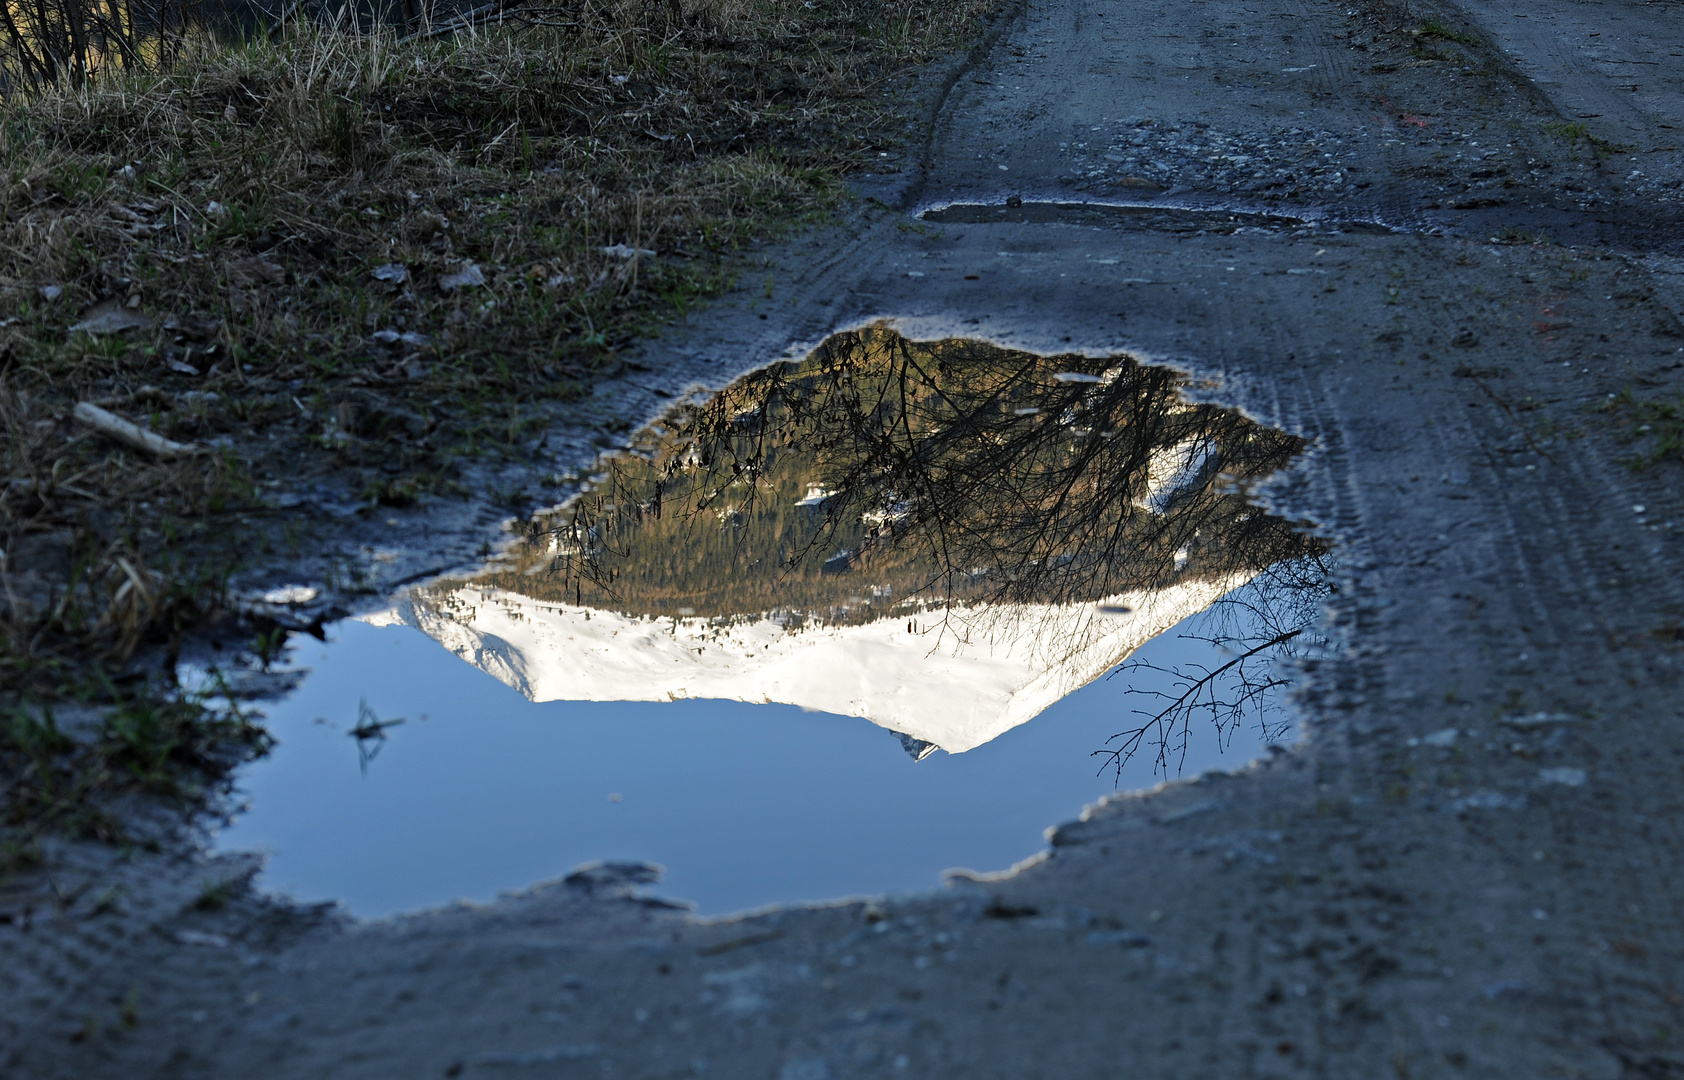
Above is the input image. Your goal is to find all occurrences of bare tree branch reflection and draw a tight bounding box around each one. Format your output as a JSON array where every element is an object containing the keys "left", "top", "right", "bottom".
[{"left": 1093, "top": 553, "right": 1334, "bottom": 779}]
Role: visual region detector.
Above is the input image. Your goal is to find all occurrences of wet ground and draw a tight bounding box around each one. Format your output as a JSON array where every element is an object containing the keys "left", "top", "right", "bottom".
[{"left": 9, "top": 0, "right": 1684, "bottom": 1076}]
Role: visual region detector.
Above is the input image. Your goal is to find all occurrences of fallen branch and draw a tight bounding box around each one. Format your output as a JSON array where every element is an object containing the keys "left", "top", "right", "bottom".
[{"left": 72, "top": 402, "right": 200, "bottom": 459}]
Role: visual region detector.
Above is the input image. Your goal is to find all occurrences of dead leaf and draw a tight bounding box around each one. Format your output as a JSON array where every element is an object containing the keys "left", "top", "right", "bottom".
[
  {"left": 227, "top": 256, "right": 286, "bottom": 287},
  {"left": 163, "top": 315, "right": 223, "bottom": 342},
  {"left": 439, "top": 261, "right": 486, "bottom": 291},
  {"left": 408, "top": 212, "right": 449, "bottom": 240},
  {"left": 69, "top": 300, "right": 150, "bottom": 335}
]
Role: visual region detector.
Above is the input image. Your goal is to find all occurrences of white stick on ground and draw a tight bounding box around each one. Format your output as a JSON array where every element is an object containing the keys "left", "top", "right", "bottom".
[{"left": 72, "top": 402, "right": 201, "bottom": 459}]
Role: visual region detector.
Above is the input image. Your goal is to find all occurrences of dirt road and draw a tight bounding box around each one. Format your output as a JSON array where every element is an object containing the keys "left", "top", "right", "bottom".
[{"left": 8, "top": 0, "right": 1684, "bottom": 1076}]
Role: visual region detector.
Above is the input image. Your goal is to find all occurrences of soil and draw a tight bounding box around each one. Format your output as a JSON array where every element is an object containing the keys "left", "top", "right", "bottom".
[{"left": 8, "top": 0, "right": 1684, "bottom": 1076}]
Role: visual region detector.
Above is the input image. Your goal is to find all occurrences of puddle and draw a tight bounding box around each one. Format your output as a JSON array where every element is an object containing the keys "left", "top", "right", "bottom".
[
  {"left": 922, "top": 200, "right": 1393, "bottom": 234},
  {"left": 217, "top": 329, "right": 1331, "bottom": 917}
]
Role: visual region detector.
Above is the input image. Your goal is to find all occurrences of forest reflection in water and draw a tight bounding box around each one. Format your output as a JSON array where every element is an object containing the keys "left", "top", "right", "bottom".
[{"left": 403, "top": 327, "right": 1332, "bottom": 766}]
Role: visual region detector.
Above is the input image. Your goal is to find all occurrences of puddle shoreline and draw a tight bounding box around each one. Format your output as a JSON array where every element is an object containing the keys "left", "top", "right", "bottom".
[{"left": 217, "top": 330, "right": 1331, "bottom": 919}]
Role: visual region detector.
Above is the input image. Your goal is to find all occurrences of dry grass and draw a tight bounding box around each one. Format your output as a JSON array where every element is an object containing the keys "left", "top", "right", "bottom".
[{"left": 0, "top": 0, "right": 997, "bottom": 829}]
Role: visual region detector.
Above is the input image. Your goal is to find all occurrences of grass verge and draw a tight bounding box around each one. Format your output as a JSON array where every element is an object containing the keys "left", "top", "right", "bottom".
[{"left": 0, "top": 0, "right": 998, "bottom": 840}]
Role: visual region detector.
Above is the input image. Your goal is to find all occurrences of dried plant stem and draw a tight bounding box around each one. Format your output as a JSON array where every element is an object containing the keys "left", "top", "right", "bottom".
[{"left": 72, "top": 402, "right": 200, "bottom": 458}]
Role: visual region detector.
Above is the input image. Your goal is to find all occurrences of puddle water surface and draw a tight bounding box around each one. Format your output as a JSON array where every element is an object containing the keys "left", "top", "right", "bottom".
[{"left": 219, "top": 330, "right": 1331, "bottom": 916}]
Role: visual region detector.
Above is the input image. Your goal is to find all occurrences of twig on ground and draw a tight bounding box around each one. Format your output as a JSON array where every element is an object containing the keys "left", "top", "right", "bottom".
[{"left": 72, "top": 403, "right": 201, "bottom": 459}]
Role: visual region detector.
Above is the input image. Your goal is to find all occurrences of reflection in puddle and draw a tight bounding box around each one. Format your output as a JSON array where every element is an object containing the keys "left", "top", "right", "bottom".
[
  {"left": 924, "top": 201, "right": 1308, "bottom": 233},
  {"left": 433, "top": 327, "right": 1324, "bottom": 755},
  {"left": 922, "top": 201, "right": 1394, "bottom": 235},
  {"left": 221, "top": 330, "right": 1330, "bottom": 915}
]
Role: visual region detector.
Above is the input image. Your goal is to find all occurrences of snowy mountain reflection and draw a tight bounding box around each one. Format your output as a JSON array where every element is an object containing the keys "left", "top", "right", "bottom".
[{"left": 375, "top": 328, "right": 1328, "bottom": 758}]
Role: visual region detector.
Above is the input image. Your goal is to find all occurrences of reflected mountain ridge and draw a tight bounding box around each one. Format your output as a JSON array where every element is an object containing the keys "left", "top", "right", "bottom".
[{"left": 372, "top": 329, "right": 1326, "bottom": 755}]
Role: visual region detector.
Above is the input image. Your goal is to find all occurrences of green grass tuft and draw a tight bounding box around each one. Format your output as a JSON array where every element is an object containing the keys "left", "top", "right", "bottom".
[{"left": 1417, "top": 19, "right": 1480, "bottom": 45}]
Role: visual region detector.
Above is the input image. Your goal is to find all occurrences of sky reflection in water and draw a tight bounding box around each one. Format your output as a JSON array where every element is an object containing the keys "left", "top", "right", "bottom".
[{"left": 221, "top": 598, "right": 1296, "bottom": 917}]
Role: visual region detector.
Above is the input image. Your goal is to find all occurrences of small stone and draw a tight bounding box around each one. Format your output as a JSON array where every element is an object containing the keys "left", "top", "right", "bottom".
[{"left": 262, "top": 585, "right": 320, "bottom": 605}]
